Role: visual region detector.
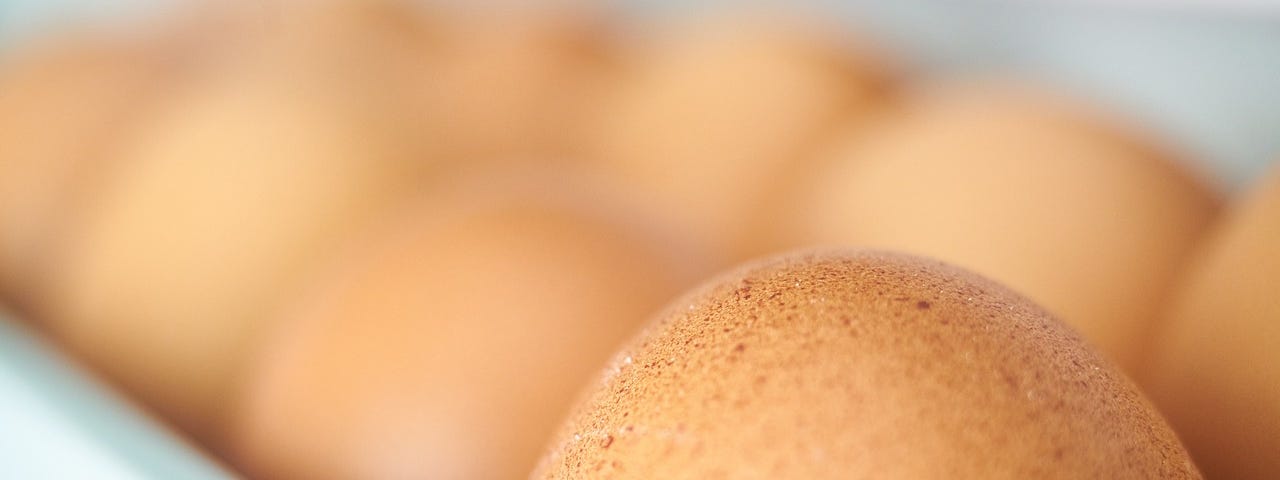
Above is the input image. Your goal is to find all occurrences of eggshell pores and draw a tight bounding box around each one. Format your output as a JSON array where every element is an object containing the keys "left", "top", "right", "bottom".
[
  {"left": 783, "top": 86, "right": 1220, "bottom": 371},
  {"left": 535, "top": 251, "right": 1200, "bottom": 479},
  {"left": 231, "top": 188, "right": 706, "bottom": 480},
  {"left": 1141, "top": 165, "right": 1280, "bottom": 480},
  {"left": 591, "top": 17, "right": 891, "bottom": 258}
]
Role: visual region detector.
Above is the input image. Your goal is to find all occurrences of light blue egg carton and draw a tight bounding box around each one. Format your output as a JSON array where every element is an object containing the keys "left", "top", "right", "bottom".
[{"left": 0, "top": 314, "right": 235, "bottom": 479}]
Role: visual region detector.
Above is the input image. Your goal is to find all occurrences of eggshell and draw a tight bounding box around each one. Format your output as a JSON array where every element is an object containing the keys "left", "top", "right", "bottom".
[
  {"left": 589, "top": 15, "right": 892, "bottom": 259},
  {"left": 422, "top": 8, "right": 614, "bottom": 163},
  {"left": 235, "top": 2, "right": 609, "bottom": 165},
  {"left": 781, "top": 84, "right": 1220, "bottom": 371},
  {"left": 535, "top": 250, "right": 1200, "bottom": 479},
  {"left": 230, "top": 179, "right": 708, "bottom": 480},
  {"left": 1141, "top": 163, "right": 1280, "bottom": 480},
  {"left": 0, "top": 35, "right": 173, "bottom": 307},
  {"left": 40, "top": 42, "right": 435, "bottom": 445},
  {"left": 241, "top": 0, "right": 443, "bottom": 140}
]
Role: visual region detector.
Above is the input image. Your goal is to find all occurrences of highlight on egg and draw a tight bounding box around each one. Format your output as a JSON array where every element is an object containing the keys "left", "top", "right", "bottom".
[
  {"left": 1141, "top": 163, "right": 1280, "bottom": 480},
  {"left": 534, "top": 250, "right": 1201, "bottom": 479},
  {"left": 777, "top": 83, "right": 1221, "bottom": 373},
  {"left": 230, "top": 175, "right": 710, "bottom": 480}
]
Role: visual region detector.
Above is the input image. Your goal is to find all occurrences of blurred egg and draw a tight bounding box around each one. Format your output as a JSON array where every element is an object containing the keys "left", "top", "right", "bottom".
[
  {"left": 534, "top": 251, "right": 1200, "bottom": 478},
  {"left": 145, "top": 0, "right": 445, "bottom": 147},
  {"left": 40, "top": 42, "right": 436, "bottom": 445},
  {"left": 219, "top": 1, "right": 606, "bottom": 165},
  {"left": 422, "top": 7, "right": 614, "bottom": 163},
  {"left": 780, "top": 84, "right": 1221, "bottom": 371},
  {"left": 233, "top": 0, "right": 442, "bottom": 138},
  {"left": 589, "top": 14, "right": 892, "bottom": 259},
  {"left": 1141, "top": 163, "right": 1280, "bottom": 480},
  {"left": 231, "top": 177, "right": 709, "bottom": 480},
  {"left": 0, "top": 34, "right": 174, "bottom": 307}
]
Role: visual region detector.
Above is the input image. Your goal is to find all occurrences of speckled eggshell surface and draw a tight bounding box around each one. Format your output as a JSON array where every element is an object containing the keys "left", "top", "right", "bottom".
[{"left": 534, "top": 250, "right": 1200, "bottom": 479}]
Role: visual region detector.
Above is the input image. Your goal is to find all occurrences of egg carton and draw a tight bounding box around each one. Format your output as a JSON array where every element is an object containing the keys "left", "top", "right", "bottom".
[{"left": 0, "top": 312, "right": 233, "bottom": 479}]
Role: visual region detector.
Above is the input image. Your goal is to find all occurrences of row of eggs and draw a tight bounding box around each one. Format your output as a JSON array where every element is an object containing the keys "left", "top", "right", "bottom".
[{"left": 0, "top": 1, "right": 1275, "bottom": 479}]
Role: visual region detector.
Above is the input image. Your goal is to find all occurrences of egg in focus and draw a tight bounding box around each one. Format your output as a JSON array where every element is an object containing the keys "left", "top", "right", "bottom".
[
  {"left": 1141, "top": 162, "right": 1280, "bottom": 480},
  {"left": 778, "top": 83, "right": 1221, "bottom": 372},
  {"left": 1, "top": 4, "right": 1271, "bottom": 479},
  {"left": 534, "top": 250, "right": 1200, "bottom": 479}
]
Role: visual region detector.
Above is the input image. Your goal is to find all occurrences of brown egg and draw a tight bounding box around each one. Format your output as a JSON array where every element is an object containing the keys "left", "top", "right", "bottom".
[
  {"left": 216, "top": 1, "right": 605, "bottom": 165},
  {"left": 146, "top": 0, "right": 445, "bottom": 144},
  {"left": 240, "top": 0, "right": 443, "bottom": 137},
  {"left": 780, "top": 84, "right": 1220, "bottom": 372},
  {"left": 422, "top": 7, "right": 614, "bottom": 163},
  {"left": 589, "top": 15, "right": 892, "bottom": 259},
  {"left": 40, "top": 35, "right": 436, "bottom": 445},
  {"left": 0, "top": 35, "right": 174, "bottom": 308},
  {"left": 230, "top": 178, "right": 709, "bottom": 480},
  {"left": 1141, "top": 163, "right": 1280, "bottom": 480},
  {"left": 535, "top": 250, "right": 1200, "bottom": 479}
]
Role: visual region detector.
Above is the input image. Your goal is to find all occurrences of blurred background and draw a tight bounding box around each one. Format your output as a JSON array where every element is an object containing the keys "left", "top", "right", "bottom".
[
  {"left": 4, "top": 0, "right": 1280, "bottom": 186},
  {"left": 1, "top": 1, "right": 1276, "bottom": 479}
]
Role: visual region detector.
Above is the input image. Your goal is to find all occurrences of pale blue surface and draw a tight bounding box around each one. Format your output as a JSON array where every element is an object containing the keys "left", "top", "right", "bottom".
[{"left": 0, "top": 314, "right": 234, "bottom": 479}]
